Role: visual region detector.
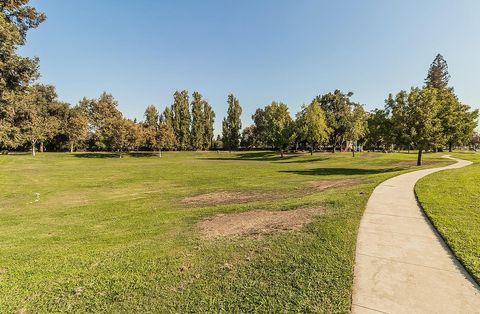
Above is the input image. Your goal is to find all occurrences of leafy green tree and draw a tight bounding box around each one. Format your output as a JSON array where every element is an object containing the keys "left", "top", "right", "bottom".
[
  {"left": 406, "top": 87, "right": 444, "bottom": 165},
  {"left": 190, "top": 91, "right": 205, "bottom": 150},
  {"left": 387, "top": 92, "right": 412, "bottom": 151},
  {"left": 425, "top": 54, "right": 450, "bottom": 89},
  {"left": 143, "top": 105, "right": 159, "bottom": 150},
  {"left": 144, "top": 105, "right": 159, "bottom": 129},
  {"left": 251, "top": 108, "right": 267, "bottom": 147},
  {"left": 65, "top": 105, "right": 88, "bottom": 152},
  {"left": 366, "top": 109, "right": 392, "bottom": 151},
  {"left": 345, "top": 103, "right": 368, "bottom": 157},
  {"left": 296, "top": 100, "right": 330, "bottom": 155},
  {"left": 436, "top": 89, "right": 479, "bottom": 152},
  {"left": 202, "top": 100, "right": 215, "bottom": 150},
  {"left": 241, "top": 125, "right": 256, "bottom": 149},
  {"left": 172, "top": 90, "right": 190, "bottom": 150},
  {"left": 222, "top": 94, "right": 242, "bottom": 151},
  {"left": 470, "top": 132, "right": 480, "bottom": 151},
  {"left": 0, "top": 0, "right": 45, "bottom": 151},
  {"left": 263, "top": 102, "right": 294, "bottom": 157},
  {"left": 17, "top": 84, "right": 61, "bottom": 156},
  {"left": 159, "top": 106, "right": 177, "bottom": 150},
  {"left": 111, "top": 118, "right": 129, "bottom": 157},
  {"left": 313, "top": 90, "right": 353, "bottom": 152},
  {"left": 83, "top": 92, "right": 122, "bottom": 151}
]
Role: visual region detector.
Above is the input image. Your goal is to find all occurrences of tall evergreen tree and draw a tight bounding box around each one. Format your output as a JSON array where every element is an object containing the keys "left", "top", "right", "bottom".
[
  {"left": 172, "top": 90, "right": 190, "bottom": 150},
  {"left": 222, "top": 94, "right": 242, "bottom": 151},
  {"left": 190, "top": 91, "right": 205, "bottom": 150},
  {"left": 202, "top": 100, "right": 215, "bottom": 150},
  {"left": 425, "top": 54, "right": 450, "bottom": 89}
]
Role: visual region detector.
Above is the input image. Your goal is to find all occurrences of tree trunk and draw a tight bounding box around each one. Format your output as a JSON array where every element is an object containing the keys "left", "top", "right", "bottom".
[
  {"left": 417, "top": 149, "right": 423, "bottom": 166},
  {"left": 310, "top": 144, "right": 313, "bottom": 156},
  {"left": 352, "top": 149, "right": 355, "bottom": 157},
  {"left": 32, "top": 142, "right": 36, "bottom": 157},
  {"left": 40, "top": 141, "right": 44, "bottom": 153},
  {"left": 332, "top": 145, "right": 336, "bottom": 153},
  {"left": 280, "top": 149, "right": 284, "bottom": 158},
  {"left": 158, "top": 149, "right": 162, "bottom": 157},
  {"left": 448, "top": 142, "right": 453, "bottom": 152},
  {"left": 70, "top": 142, "right": 74, "bottom": 153}
]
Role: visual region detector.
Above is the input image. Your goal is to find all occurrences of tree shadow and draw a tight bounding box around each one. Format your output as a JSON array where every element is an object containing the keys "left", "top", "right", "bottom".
[
  {"left": 73, "top": 152, "right": 160, "bottom": 158},
  {"left": 200, "top": 151, "right": 308, "bottom": 162},
  {"left": 280, "top": 167, "right": 402, "bottom": 176},
  {"left": 281, "top": 157, "right": 330, "bottom": 163},
  {"left": 73, "top": 153, "right": 120, "bottom": 158}
]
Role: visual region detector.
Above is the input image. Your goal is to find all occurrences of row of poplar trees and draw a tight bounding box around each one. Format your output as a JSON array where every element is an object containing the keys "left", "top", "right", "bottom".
[{"left": 0, "top": 0, "right": 221, "bottom": 155}]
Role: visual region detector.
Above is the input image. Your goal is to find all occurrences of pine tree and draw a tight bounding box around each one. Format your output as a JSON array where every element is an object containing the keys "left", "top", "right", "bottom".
[
  {"left": 222, "top": 94, "right": 242, "bottom": 151},
  {"left": 425, "top": 54, "right": 450, "bottom": 89},
  {"left": 190, "top": 91, "right": 204, "bottom": 150},
  {"left": 172, "top": 90, "right": 190, "bottom": 150}
]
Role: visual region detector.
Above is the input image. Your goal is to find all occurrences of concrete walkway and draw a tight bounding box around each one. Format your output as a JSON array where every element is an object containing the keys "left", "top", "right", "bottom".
[{"left": 352, "top": 156, "right": 480, "bottom": 314}]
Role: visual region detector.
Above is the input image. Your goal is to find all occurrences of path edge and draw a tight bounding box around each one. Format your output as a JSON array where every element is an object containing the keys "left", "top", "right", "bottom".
[{"left": 414, "top": 159, "right": 480, "bottom": 287}]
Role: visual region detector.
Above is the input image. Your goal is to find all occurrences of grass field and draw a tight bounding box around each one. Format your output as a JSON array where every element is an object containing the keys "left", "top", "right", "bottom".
[
  {"left": 0, "top": 151, "right": 451, "bottom": 313},
  {"left": 416, "top": 152, "right": 480, "bottom": 283}
]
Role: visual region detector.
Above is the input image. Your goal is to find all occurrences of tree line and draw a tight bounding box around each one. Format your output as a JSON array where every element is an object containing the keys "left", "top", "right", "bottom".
[
  {"left": 0, "top": 1, "right": 478, "bottom": 165},
  {"left": 229, "top": 54, "right": 479, "bottom": 165}
]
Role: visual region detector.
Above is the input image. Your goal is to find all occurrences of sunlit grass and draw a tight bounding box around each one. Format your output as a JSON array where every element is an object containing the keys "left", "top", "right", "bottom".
[
  {"left": 0, "top": 151, "right": 449, "bottom": 312},
  {"left": 416, "top": 151, "right": 480, "bottom": 283}
]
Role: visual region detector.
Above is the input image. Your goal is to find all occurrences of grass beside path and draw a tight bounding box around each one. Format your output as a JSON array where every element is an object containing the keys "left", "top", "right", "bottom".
[
  {"left": 0, "top": 151, "right": 449, "bottom": 313},
  {"left": 416, "top": 152, "right": 480, "bottom": 283}
]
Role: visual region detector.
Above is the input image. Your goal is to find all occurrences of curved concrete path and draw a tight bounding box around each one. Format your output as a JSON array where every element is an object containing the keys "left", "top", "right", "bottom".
[{"left": 352, "top": 156, "right": 480, "bottom": 314}]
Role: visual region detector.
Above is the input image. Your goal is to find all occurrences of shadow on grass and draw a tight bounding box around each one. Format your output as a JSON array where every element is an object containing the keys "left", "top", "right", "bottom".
[
  {"left": 200, "top": 151, "right": 327, "bottom": 162},
  {"left": 280, "top": 167, "right": 402, "bottom": 176},
  {"left": 74, "top": 152, "right": 161, "bottom": 158}
]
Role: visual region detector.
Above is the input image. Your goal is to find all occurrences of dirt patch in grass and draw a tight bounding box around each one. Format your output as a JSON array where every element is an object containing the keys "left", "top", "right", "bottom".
[
  {"left": 199, "top": 207, "right": 324, "bottom": 239},
  {"left": 182, "top": 191, "right": 270, "bottom": 206},
  {"left": 306, "top": 179, "right": 359, "bottom": 190}
]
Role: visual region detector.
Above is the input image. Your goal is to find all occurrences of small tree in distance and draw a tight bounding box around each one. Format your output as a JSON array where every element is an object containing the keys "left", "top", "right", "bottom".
[
  {"left": 263, "top": 101, "right": 294, "bottom": 157},
  {"left": 296, "top": 100, "right": 330, "bottom": 155}
]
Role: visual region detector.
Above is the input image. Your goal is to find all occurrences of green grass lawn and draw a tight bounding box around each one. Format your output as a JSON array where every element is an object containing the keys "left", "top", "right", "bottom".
[
  {"left": 0, "top": 151, "right": 450, "bottom": 313},
  {"left": 416, "top": 152, "right": 480, "bottom": 283}
]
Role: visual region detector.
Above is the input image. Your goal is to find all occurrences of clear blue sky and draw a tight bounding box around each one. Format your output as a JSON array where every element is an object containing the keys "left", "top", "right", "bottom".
[{"left": 20, "top": 0, "right": 480, "bottom": 133}]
